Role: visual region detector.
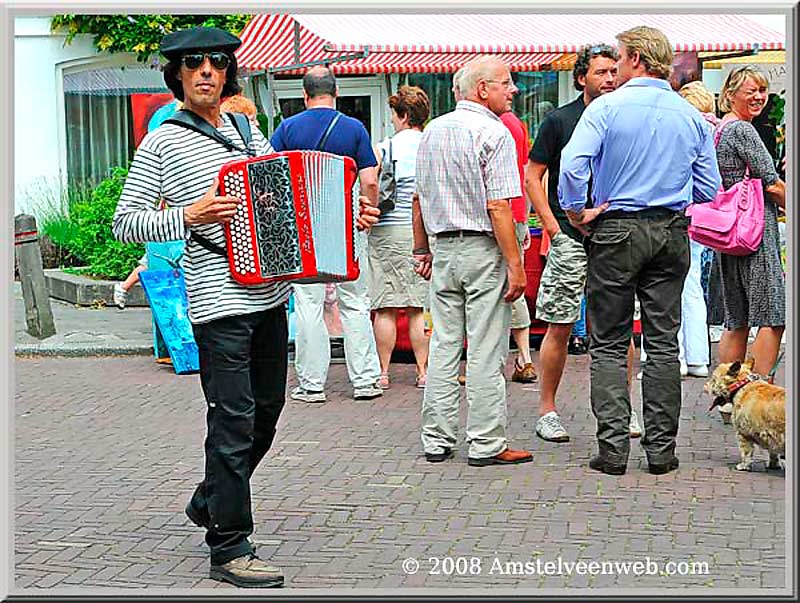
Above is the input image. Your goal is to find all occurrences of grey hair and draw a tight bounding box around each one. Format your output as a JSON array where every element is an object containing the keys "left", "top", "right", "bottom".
[
  {"left": 459, "top": 55, "right": 507, "bottom": 97},
  {"left": 453, "top": 66, "right": 464, "bottom": 98}
]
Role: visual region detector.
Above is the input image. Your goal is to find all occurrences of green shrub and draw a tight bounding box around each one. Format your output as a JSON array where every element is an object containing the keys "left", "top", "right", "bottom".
[
  {"left": 64, "top": 167, "right": 145, "bottom": 280},
  {"left": 24, "top": 177, "right": 91, "bottom": 268}
]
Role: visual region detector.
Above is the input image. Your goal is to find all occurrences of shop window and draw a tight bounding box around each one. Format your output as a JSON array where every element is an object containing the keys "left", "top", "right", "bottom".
[
  {"left": 512, "top": 71, "right": 559, "bottom": 141},
  {"left": 406, "top": 70, "right": 559, "bottom": 141},
  {"left": 63, "top": 65, "right": 168, "bottom": 188},
  {"left": 406, "top": 73, "right": 457, "bottom": 122}
]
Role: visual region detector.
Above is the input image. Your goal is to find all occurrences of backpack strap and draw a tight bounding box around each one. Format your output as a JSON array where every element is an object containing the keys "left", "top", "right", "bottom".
[
  {"left": 316, "top": 112, "right": 342, "bottom": 151},
  {"left": 227, "top": 111, "right": 253, "bottom": 149},
  {"left": 164, "top": 109, "right": 255, "bottom": 157}
]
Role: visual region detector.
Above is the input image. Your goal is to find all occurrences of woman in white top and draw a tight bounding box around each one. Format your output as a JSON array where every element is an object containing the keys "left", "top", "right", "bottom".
[{"left": 369, "top": 86, "right": 431, "bottom": 389}]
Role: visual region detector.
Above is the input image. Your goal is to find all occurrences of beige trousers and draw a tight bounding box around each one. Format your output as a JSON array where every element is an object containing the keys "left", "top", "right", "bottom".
[{"left": 421, "top": 234, "right": 511, "bottom": 459}]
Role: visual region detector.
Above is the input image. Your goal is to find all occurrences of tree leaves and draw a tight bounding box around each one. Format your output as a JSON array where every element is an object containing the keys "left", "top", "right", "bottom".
[{"left": 50, "top": 15, "right": 252, "bottom": 62}]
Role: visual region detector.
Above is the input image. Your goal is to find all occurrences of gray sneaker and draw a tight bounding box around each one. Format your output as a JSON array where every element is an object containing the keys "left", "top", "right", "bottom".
[
  {"left": 353, "top": 384, "right": 383, "bottom": 400},
  {"left": 535, "top": 411, "right": 570, "bottom": 442},
  {"left": 629, "top": 410, "right": 642, "bottom": 438},
  {"left": 210, "top": 553, "right": 284, "bottom": 588},
  {"left": 290, "top": 386, "right": 326, "bottom": 403}
]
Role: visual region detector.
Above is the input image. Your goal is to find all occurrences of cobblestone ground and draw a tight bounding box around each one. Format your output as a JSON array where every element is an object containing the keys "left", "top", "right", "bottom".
[{"left": 14, "top": 351, "right": 787, "bottom": 593}]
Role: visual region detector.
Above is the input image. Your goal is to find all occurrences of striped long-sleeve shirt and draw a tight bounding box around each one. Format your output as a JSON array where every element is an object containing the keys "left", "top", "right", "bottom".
[{"left": 112, "top": 114, "right": 291, "bottom": 324}]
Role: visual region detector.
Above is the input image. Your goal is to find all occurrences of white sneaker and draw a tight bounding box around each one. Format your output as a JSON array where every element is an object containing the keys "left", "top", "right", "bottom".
[
  {"left": 629, "top": 410, "right": 642, "bottom": 438},
  {"left": 686, "top": 364, "right": 709, "bottom": 378},
  {"left": 353, "top": 384, "right": 383, "bottom": 401},
  {"left": 679, "top": 361, "right": 688, "bottom": 377},
  {"left": 535, "top": 411, "right": 570, "bottom": 442},
  {"left": 290, "top": 386, "right": 326, "bottom": 403},
  {"left": 113, "top": 282, "right": 128, "bottom": 309},
  {"left": 636, "top": 371, "right": 643, "bottom": 380}
]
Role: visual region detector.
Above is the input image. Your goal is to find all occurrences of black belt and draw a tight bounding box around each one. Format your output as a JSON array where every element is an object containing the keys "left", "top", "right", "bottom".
[
  {"left": 599, "top": 207, "right": 685, "bottom": 220},
  {"left": 436, "top": 230, "right": 489, "bottom": 238}
]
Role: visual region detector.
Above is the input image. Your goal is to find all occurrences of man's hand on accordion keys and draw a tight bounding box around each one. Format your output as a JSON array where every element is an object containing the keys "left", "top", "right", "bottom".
[
  {"left": 184, "top": 177, "right": 242, "bottom": 226},
  {"left": 355, "top": 195, "right": 381, "bottom": 231}
]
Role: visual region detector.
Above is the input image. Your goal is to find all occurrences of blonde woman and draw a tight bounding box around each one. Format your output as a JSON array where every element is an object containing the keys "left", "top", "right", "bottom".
[{"left": 713, "top": 66, "right": 786, "bottom": 382}]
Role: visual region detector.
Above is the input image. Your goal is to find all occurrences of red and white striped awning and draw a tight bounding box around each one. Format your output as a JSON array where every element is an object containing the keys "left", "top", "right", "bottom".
[
  {"left": 237, "top": 14, "right": 566, "bottom": 74},
  {"left": 236, "top": 13, "right": 785, "bottom": 73}
]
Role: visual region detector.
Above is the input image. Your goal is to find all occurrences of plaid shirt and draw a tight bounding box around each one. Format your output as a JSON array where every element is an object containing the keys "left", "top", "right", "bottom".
[{"left": 416, "top": 100, "right": 521, "bottom": 234}]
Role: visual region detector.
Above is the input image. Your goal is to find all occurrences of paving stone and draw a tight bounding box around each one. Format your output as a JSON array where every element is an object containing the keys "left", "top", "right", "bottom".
[{"left": 13, "top": 355, "right": 786, "bottom": 590}]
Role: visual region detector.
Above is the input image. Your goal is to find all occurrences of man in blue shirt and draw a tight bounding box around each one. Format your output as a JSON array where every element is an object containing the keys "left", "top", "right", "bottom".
[
  {"left": 558, "top": 26, "right": 721, "bottom": 476},
  {"left": 270, "top": 66, "right": 383, "bottom": 403}
]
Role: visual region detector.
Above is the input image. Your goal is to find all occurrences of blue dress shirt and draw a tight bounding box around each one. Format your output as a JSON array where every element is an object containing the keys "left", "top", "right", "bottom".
[{"left": 558, "top": 77, "right": 721, "bottom": 213}]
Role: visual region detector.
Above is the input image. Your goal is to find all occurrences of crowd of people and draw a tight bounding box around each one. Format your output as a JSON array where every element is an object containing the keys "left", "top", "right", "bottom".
[{"left": 111, "top": 23, "right": 786, "bottom": 588}]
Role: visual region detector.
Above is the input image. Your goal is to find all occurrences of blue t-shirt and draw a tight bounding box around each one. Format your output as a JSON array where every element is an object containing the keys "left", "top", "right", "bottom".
[{"left": 270, "top": 107, "right": 377, "bottom": 170}]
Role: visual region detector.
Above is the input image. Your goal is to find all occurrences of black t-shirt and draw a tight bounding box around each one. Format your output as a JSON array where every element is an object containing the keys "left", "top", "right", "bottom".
[{"left": 529, "top": 95, "right": 590, "bottom": 242}]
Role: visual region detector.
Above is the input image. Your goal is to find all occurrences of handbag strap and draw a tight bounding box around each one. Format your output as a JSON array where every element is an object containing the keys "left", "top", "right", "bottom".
[{"left": 714, "top": 117, "right": 751, "bottom": 180}]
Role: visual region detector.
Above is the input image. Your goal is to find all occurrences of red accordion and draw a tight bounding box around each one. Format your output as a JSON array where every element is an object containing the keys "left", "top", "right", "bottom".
[{"left": 218, "top": 150, "right": 361, "bottom": 285}]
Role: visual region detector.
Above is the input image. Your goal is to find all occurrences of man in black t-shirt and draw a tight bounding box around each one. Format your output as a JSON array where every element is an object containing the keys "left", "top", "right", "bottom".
[{"left": 524, "top": 44, "right": 641, "bottom": 443}]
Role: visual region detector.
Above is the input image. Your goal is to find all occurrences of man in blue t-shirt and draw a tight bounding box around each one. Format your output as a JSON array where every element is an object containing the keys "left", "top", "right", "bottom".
[{"left": 270, "top": 66, "right": 382, "bottom": 403}]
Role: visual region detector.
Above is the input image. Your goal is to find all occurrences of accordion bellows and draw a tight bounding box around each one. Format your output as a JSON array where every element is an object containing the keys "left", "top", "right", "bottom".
[{"left": 219, "top": 150, "right": 360, "bottom": 285}]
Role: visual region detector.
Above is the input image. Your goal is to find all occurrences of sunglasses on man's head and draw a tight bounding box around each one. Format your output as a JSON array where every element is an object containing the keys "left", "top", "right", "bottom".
[
  {"left": 588, "top": 44, "right": 616, "bottom": 56},
  {"left": 181, "top": 52, "right": 231, "bottom": 71}
]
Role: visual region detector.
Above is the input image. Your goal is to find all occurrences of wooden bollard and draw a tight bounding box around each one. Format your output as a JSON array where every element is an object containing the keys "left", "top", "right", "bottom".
[{"left": 14, "top": 214, "right": 56, "bottom": 339}]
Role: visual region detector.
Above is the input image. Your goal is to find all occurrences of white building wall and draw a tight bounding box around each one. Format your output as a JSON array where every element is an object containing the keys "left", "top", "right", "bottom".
[{"left": 14, "top": 17, "right": 102, "bottom": 214}]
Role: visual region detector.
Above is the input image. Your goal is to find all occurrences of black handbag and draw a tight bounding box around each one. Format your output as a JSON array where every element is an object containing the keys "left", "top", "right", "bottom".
[{"left": 378, "top": 139, "right": 397, "bottom": 214}]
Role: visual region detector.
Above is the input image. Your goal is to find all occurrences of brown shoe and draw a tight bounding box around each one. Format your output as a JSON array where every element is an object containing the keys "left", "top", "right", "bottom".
[
  {"left": 511, "top": 362, "right": 537, "bottom": 383},
  {"left": 458, "top": 374, "right": 466, "bottom": 386},
  {"left": 468, "top": 447, "right": 533, "bottom": 467},
  {"left": 210, "top": 554, "right": 284, "bottom": 588}
]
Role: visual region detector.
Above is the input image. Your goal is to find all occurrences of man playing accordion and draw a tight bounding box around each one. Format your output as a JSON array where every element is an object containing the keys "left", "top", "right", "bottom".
[{"left": 112, "top": 26, "right": 379, "bottom": 588}]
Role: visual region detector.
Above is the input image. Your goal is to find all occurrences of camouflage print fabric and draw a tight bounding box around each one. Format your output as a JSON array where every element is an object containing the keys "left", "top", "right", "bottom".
[
  {"left": 535, "top": 231, "right": 587, "bottom": 324},
  {"left": 510, "top": 222, "right": 531, "bottom": 329}
]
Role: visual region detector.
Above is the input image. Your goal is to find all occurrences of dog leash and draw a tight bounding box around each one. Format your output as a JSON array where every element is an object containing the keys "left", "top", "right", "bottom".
[{"left": 767, "top": 349, "right": 785, "bottom": 380}]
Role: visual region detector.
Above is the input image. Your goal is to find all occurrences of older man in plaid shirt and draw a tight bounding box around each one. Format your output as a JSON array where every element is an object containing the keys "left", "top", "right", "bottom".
[{"left": 411, "top": 56, "right": 533, "bottom": 467}]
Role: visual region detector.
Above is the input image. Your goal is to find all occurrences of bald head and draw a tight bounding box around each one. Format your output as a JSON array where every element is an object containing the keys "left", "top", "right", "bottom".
[
  {"left": 460, "top": 56, "right": 507, "bottom": 99},
  {"left": 458, "top": 55, "right": 516, "bottom": 115},
  {"left": 303, "top": 66, "right": 337, "bottom": 99}
]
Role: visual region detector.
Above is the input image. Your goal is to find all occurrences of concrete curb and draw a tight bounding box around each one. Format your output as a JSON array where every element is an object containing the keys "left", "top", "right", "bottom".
[{"left": 15, "top": 343, "right": 154, "bottom": 358}]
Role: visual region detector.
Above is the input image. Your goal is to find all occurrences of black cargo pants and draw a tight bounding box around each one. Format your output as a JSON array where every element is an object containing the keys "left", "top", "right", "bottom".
[{"left": 586, "top": 208, "right": 690, "bottom": 466}]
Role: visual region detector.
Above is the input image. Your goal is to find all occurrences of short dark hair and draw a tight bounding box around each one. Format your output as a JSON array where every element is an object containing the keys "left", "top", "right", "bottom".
[
  {"left": 389, "top": 85, "right": 430, "bottom": 128},
  {"left": 573, "top": 43, "right": 620, "bottom": 91},
  {"left": 303, "top": 67, "right": 337, "bottom": 98},
  {"left": 162, "top": 52, "right": 242, "bottom": 102}
]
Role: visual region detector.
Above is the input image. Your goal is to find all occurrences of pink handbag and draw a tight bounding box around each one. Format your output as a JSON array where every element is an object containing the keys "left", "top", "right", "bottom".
[{"left": 685, "top": 119, "right": 765, "bottom": 256}]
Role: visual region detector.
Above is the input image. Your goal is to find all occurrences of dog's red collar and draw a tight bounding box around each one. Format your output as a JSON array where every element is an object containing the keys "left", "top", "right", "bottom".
[{"left": 727, "top": 373, "right": 763, "bottom": 397}]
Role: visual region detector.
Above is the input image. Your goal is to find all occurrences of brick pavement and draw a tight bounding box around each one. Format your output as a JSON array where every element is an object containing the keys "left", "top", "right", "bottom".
[{"left": 14, "top": 351, "right": 787, "bottom": 592}]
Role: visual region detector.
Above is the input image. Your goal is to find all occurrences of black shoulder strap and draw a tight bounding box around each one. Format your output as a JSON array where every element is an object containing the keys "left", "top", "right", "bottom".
[
  {"left": 164, "top": 109, "right": 255, "bottom": 157},
  {"left": 316, "top": 112, "right": 342, "bottom": 151},
  {"left": 189, "top": 231, "right": 227, "bottom": 257},
  {"left": 227, "top": 112, "right": 253, "bottom": 148}
]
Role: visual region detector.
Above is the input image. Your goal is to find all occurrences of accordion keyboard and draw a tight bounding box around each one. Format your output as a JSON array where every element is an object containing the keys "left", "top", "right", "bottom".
[{"left": 223, "top": 168, "right": 257, "bottom": 276}]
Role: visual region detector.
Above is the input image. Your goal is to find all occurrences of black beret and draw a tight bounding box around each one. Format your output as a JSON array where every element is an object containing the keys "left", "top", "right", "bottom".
[{"left": 160, "top": 26, "right": 241, "bottom": 60}]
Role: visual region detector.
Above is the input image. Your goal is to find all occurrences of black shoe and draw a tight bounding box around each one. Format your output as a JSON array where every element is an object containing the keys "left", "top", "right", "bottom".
[
  {"left": 648, "top": 457, "right": 679, "bottom": 475},
  {"left": 568, "top": 335, "right": 589, "bottom": 355},
  {"left": 425, "top": 448, "right": 454, "bottom": 463},
  {"left": 210, "top": 554, "right": 284, "bottom": 588},
  {"left": 185, "top": 499, "right": 209, "bottom": 529},
  {"left": 589, "top": 455, "right": 626, "bottom": 475}
]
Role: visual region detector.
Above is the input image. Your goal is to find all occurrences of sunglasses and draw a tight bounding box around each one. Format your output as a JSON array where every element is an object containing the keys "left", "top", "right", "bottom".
[
  {"left": 181, "top": 52, "right": 231, "bottom": 71},
  {"left": 587, "top": 44, "right": 616, "bottom": 56}
]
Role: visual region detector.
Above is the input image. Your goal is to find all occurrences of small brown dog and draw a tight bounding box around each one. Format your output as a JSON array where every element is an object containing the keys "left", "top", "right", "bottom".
[{"left": 706, "top": 358, "right": 785, "bottom": 471}]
